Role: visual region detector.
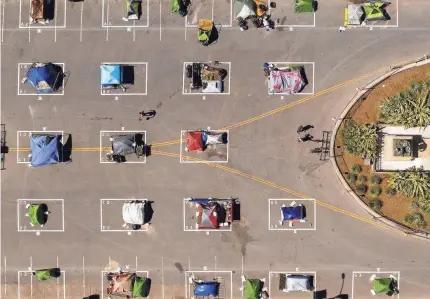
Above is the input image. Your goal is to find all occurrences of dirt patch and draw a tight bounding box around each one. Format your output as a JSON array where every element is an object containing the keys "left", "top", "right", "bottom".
[{"left": 334, "top": 64, "right": 430, "bottom": 231}]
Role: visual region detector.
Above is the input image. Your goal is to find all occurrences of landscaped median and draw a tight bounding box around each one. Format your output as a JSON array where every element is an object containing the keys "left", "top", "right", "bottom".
[{"left": 330, "top": 56, "right": 430, "bottom": 237}]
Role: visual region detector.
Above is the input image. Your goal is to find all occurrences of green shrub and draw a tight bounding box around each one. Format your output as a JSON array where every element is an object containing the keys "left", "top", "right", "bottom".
[
  {"left": 371, "top": 175, "right": 382, "bottom": 184},
  {"left": 356, "top": 184, "right": 368, "bottom": 196},
  {"left": 352, "top": 164, "right": 362, "bottom": 173},
  {"left": 340, "top": 120, "right": 378, "bottom": 159},
  {"left": 347, "top": 173, "right": 357, "bottom": 184},
  {"left": 385, "top": 187, "right": 396, "bottom": 196},
  {"left": 370, "top": 185, "right": 382, "bottom": 197},
  {"left": 369, "top": 199, "right": 383, "bottom": 213},
  {"left": 404, "top": 213, "right": 427, "bottom": 229},
  {"left": 358, "top": 175, "right": 367, "bottom": 183}
]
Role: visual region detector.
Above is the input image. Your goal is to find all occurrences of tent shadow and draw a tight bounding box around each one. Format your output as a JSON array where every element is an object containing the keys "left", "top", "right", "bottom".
[
  {"left": 313, "top": 289, "right": 326, "bottom": 299},
  {"left": 122, "top": 65, "right": 135, "bottom": 85},
  {"left": 83, "top": 295, "right": 100, "bottom": 299},
  {"left": 60, "top": 134, "right": 72, "bottom": 163},
  {"left": 144, "top": 201, "right": 154, "bottom": 224},
  {"left": 44, "top": 0, "right": 55, "bottom": 21},
  {"left": 313, "top": 1, "right": 318, "bottom": 12},
  {"left": 37, "top": 203, "right": 49, "bottom": 225}
]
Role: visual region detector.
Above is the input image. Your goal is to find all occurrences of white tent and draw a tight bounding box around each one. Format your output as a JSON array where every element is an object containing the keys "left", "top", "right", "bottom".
[{"left": 122, "top": 202, "right": 145, "bottom": 225}]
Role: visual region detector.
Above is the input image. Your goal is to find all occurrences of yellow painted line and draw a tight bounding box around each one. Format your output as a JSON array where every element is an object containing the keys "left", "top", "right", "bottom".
[{"left": 153, "top": 149, "right": 398, "bottom": 233}]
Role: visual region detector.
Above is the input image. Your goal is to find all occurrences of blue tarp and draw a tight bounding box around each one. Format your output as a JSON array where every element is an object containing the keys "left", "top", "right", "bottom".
[
  {"left": 281, "top": 205, "right": 304, "bottom": 221},
  {"left": 101, "top": 65, "right": 121, "bottom": 86},
  {"left": 30, "top": 135, "right": 60, "bottom": 167},
  {"left": 27, "top": 63, "right": 63, "bottom": 93},
  {"left": 188, "top": 198, "right": 210, "bottom": 204},
  {"left": 194, "top": 282, "right": 219, "bottom": 297}
]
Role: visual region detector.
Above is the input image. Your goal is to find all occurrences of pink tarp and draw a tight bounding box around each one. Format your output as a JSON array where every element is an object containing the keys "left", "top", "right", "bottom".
[{"left": 268, "top": 70, "right": 305, "bottom": 94}]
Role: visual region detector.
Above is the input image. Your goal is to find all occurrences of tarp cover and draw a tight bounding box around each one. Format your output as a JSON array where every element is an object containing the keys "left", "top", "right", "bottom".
[
  {"left": 268, "top": 69, "right": 306, "bottom": 94},
  {"left": 194, "top": 281, "right": 219, "bottom": 296},
  {"left": 373, "top": 278, "right": 392, "bottom": 294},
  {"left": 101, "top": 65, "right": 121, "bottom": 85},
  {"left": 35, "top": 269, "right": 55, "bottom": 281},
  {"left": 27, "top": 63, "right": 63, "bottom": 93},
  {"left": 132, "top": 276, "right": 148, "bottom": 297},
  {"left": 285, "top": 275, "right": 312, "bottom": 292},
  {"left": 127, "top": 0, "right": 141, "bottom": 20},
  {"left": 122, "top": 202, "right": 145, "bottom": 225},
  {"left": 186, "top": 132, "right": 205, "bottom": 151},
  {"left": 110, "top": 273, "right": 135, "bottom": 294},
  {"left": 347, "top": 5, "right": 364, "bottom": 25},
  {"left": 31, "top": 0, "right": 44, "bottom": 20},
  {"left": 235, "top": 0, "right": 256, "bottom": 20},
  {"left": 197, "top": 203, "right": 218, "bottom": 229},
  {"left": 112, "top": 134, "right": 136, "bottom": 156},
  {"left": 281, "top": 205, "right": 304, "bottom": 221},
  {"left": 295, "top": 0, "right": 314, "bottom": 13},
  {"left": 30, "top": 135, "right": 60, "bottom": 167},
  {"left": 245, "top": 279, "right": 261, "bottom": 299}
]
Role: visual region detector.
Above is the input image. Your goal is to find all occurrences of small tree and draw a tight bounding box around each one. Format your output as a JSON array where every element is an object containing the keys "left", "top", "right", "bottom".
[
  {"left": 369, "top": 199, "right": 383, "bottom": 213},
  {"left": 347, "top": 173, "right": 357, "bottom": 184},
  {"left": 340, "top": 120, "right": 378, "bottom": 159},
  {"left": 356, "top": 184, "right": 368, "bottom": 196},
  {"left": 385, "top": 187, "right": 396, "bottom": 196}
]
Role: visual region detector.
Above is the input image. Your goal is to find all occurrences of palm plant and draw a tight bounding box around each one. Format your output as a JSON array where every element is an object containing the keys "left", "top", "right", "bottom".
[
  {"left": 379, "top": 79, "right": 430, "bottom": 128},
  {"left": 388, "top": 167, "right": 430, "bottom": 211},
  {"left": 404, "top": 213, "right": 427, "bottom": 229},
  {"left": 340, "top": 120, "right": 378, "bottom": 158}
]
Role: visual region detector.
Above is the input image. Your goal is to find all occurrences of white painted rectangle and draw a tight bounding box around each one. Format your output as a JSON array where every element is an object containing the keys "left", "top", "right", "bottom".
[
  {"left": 185, "top": 0, "right": 233, "bottom": 28},
  {"left": 17, "top": 199, "right": 65, "bottom": 232},
  {"left": 179, "top": 129, "right": 229, "bottom": 164},
  {"left": 18, "top": 270, "right": 66, "bottom": 299},
  {"left": 352, "top": 271, "right": 400, "bottom": 299},
  {"left": 100, "top": 270, "right": 149, "bottom": 299},
  {"left": 267, "top": 62, "right": 315, "bottom": 95},
  {"left": 102, "top": 0, "right": 149, "bottom": 28},
  {"left": 18, "top": 63, "right": 65, "bottom": 96},
  {"left": 16, "top": 131, "right": 64, "bottom": 164},
  {"left": 268, "top": 198, "right": 316, "bottom": 231},
  {"left": 268, "top": 271, "right": 317, "bottom": 297},
  {"left": 100, "top": 130, "right": 147, "bottom": 164},
  {"left": 100, "top": 62, "right": 148, "bottom": 96},
  {"left": 183, "top": 198, "right": 233, "bottom": 232},
  {"left": 19, "top": 0, "right": 67, "bottom": 28},
  {"left": 182, "top": 62, "right": 231, "bottom": 95},
  {"left": 100, "top": 199, "right": 149, "bottom": 232},
  {"left": 185, "top": 270, "right": 233, "bottom": 299}
]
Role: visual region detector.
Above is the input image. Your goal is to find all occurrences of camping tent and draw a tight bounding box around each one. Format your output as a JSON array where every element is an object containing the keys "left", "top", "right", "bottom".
[
  {"left": 194, "top": 281, "right": 219, "bottom": 297},
  {"left": 197, "top": 202, "right": 219, "bottom": 229},
  {"left": 28, "top": 204, "right": 48, "bottom": 226},
  {"left": 126, "top": 0, "right": 141, "bottom": 20},
  {"left": 122, "top": 202, "right": 145, "bottom": 225},
  {"left": 373, "top": 278, "right": 398, "bottom": 295},
  {"left": 112, "top": 135, "right": 137, "bottom": 156},
  {"left": 244, "top": 279, "right": 261, "bottom": 299},
  {"left": 30, "top": 135, "right": 61, "bottom": 167},
  {"left": 363, "top": 2, "right": 388, "bottom": 21},
  {"left": 132, "top": 276, "right": 150, "bottom": 297},
  {"left": 186, "top": 132, "right": 205, "bottom": 152},
  {"left": 347, "top": 4, "right": 364, "bottom": 25},
  {"left": 101, "top": 65, "right": 122, "bottom": 87},
  {"left": 35, "top": 269, "right": 59, "bottom": 281},
  {"left": 281, "top": 275, "right": 313, "bottom": 292},
  {"left": 26, "top": 63, "right": 64, "bottom": 93},
  {"left": 235, "top": 0, "right": 256, "bottom": 20},
  {"left": 281, "top": 205, "right": 305, "bottom": 221},
  {"left": 268, "top": 68, "right": 307, "bottom": 94},
  {"left": 295, "top": 0, "right": 315, "bottom": 13}
]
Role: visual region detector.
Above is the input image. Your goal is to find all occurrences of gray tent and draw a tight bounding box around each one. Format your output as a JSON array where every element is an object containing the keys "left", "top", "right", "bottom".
[
  {"left": 347, "top": 4, "right": 364, "bottom": 25},
  {"left": 112, "top": 135, "right": 136, "bottom": 156},
  {"left": 235, "top": 0, "right": 256, "bottom": 20}
]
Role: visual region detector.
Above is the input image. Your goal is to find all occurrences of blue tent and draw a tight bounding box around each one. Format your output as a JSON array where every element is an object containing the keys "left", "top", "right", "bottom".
[
  {"left": 30, "top": 135, "right": 61, "bottom": 167},
  {"left": 194, "top": 281, "right": 219, "bottom": 297},
  {"left": 26, "top": 63, "right": 64, "bottom": 93},
  {"left": 281, "top": 205, "right": 305, "bottom": 221},
  {"left": 101, "top": 64, "right": 121, "bottom": 87}
]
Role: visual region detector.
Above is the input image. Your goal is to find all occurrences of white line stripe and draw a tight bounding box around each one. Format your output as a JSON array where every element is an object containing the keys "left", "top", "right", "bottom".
[
  {"left": 82, "top": 257, "right": 86, "bottom": 297},
  {"left": 57, "top": 256, "right": 60, "bottom": 299},
  {"left": 80, "top": 2, "right": 84, "bottom": 42},
  {"left": 54, "top": 0, "right": 58, "bottom": 42},
  {"left": 106, "top": 0, "right": 110, "bottom": 41},
  {"left": 161, "top": 257, "right": 165, "bottom": 299},
  {"left": 3, "top": 256, "right": 6, "bottom": 295},
  {"left": 135, "top": 256, "right": 138, "bottom": 272},
  {"left": 159, "top": 0, "right": 162, "bottom": 41},
  {"left": 1, "top": 3, "right": 5, "bottom": 43}
]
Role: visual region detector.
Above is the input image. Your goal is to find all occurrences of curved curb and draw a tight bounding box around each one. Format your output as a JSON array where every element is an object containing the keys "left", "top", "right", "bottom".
[{"left": 329, "top": 55, "right": 430, "bottom": 241}]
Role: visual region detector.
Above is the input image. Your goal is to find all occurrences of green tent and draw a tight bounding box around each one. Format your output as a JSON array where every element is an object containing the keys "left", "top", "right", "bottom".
[
  {"left": 35, "top": 269, "right": 56, "bottom": 281},
  {"left": 132, "top": 276, "right": 149, "bottom": 298},
  {"left": 28, "top": 204, "right": 47, "bottom": 226},
  {"left": 295, "top": 0, "right": 315, "bottom": 13},
  {"left": 244, "top": 279, "right": 261, "bottom": 299},
  {"left": 172, "top": 0, "right": 188, "bottom": 16},
  {"left": 363, "top": 2, "right": 387, "bottom": 21},
  {"left": 126, "top": 0, "right": 141, "bottom": 20},
  {"left": 373, "top": 278, "right": 393, "bottom": 294}
]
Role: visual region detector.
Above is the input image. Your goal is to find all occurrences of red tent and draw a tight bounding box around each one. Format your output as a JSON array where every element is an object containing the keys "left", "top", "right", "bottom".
[
  {"left": 186, "top": 132, "right": 204, "bottom": 151},
  {"left": 197, "top": 204, "right": 218, "bottom": 229}
]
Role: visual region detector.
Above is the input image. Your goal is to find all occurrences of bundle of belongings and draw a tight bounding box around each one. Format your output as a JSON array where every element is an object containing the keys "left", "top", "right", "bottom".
[
  {"left": 235, "top": 0, "right": 272, "bottom": 29},
  {"left": 30, "top": 0, "right": 53, "bottom": 24},
  {"left": 267, "top": 64, "right": 308, "bottom": 95},
  {"left": 186, "top": 63, "right": 228, "bottom": 93},
  {"left": 346, "top": 1, "right": 390, "bottom": 26}
]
